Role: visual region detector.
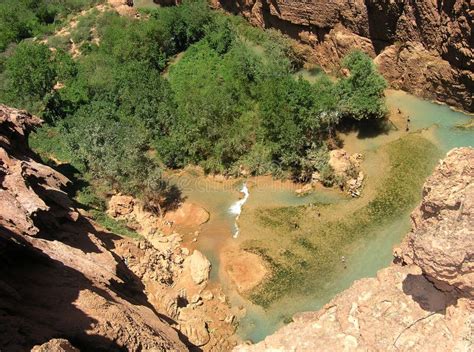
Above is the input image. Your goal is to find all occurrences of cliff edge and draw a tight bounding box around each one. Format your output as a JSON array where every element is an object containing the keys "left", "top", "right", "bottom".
[
  {"left": 0, "top": 105, "right": 237, "bottom": 351},
  {"left": 0, "top": 105, "right": 187, "bottom": 351},
  {"left": 235, "top": 147, "right": 473, "bottom": 351}
]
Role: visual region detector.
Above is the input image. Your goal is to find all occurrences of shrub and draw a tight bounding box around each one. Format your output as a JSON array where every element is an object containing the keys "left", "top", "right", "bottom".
[{"left": 1, "top": 42, "right": 57, "bottom": 111}]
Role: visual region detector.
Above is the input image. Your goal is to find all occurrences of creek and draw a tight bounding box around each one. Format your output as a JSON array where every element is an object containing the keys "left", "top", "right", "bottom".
[{"left": 169, "top": 90, "right": 473, "bottom": 342}]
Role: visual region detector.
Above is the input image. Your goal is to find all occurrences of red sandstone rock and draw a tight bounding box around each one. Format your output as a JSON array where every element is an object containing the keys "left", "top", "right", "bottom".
[
  {"left": 31, "top": 339, "right": 79, "bottom": 352},
  {"left": 0, "top": 105, "right": 186, "bottom": 351},
  {"left": 218, "top": 0, "right": 473, "bottom": 111},
  {"left": 399, "top": 148, "right": 474, "bottom": 298}
]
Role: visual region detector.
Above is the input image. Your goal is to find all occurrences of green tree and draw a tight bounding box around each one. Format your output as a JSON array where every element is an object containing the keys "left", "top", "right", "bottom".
[
  {"left": 2, "top": 41, "right": 57, "bottom": 110},
  {"left": 336, "top": 50, "right": 387, "bottom": 119},
  {"left": 0, "top": 1, "right": 36, "bottom": 51},
  {"left": 63, "top": 100, "right": 171, "bottom": 212}
]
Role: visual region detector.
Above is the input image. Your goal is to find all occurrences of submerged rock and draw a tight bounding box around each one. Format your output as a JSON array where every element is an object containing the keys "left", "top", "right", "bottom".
[{"left": 235, "top": 147, "right": 474, "bottom": 351}]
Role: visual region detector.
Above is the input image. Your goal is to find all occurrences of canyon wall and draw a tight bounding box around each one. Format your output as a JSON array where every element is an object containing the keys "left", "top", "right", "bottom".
[
  {"left": 0, "top": 105, "right": 236, "bottom": 351},
  {"left": 216, "top": 0, "right": 473, "bottom": 112},
  {"left": 0, "top": 105, "right": 185, "bottom": 351},
  {"left": 235, "top": 147, "right": 474, "bottom": 351}
]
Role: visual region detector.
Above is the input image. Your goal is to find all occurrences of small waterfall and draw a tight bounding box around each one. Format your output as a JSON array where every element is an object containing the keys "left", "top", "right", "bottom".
[{"left": 229, "top": 183, "right": 249, "bottom": 238}]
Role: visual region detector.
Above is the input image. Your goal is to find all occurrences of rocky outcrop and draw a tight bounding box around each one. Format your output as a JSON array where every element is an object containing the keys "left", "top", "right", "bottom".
[
  {"left": 0, "top": 105, "right": 237, "bottom": 351},
  {"left": 216, "top": 0, "right": 473, "bottom": 112},
  {"left": 398, "top": 147, "right": 474, "bottom": 298},
  {"left": 107, "top": 194, "right": 237, "bottom": 350},
  {"left": 235, "top": 147, "right": 474, "bottom": 351},
  {"left": 31, "top": 339, "right": 80, "bottom": 352},
  {"left": 328, "top": 149, "right": 364, "bottom": 197},
  {"left": 107, "top": 193, "right": 209, "bottom": 236},
  {"left": 185, "top": 250, "right": 211, "bottom": 285}
]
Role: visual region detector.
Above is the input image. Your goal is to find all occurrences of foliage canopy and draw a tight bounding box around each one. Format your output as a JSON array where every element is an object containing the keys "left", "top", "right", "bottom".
[{"left": 0, "top": 0, "right": 388, "bottom": 207}]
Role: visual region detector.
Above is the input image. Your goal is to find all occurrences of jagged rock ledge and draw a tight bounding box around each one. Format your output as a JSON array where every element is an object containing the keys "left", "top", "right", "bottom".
[
  {"left": 0, "top": 105, "right": 237, "bottom": 351},
  {"left": 235, "top": 147, "right": 473, "bottom": 351}
]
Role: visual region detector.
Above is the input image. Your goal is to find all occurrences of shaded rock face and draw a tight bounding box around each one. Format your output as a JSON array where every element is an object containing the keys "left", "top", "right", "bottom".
[
  {"left": 216, "top": 0, "right": 473, "bottom": 112},
  {"left": 0, "top": 105, "right": 187, "bottom": 351},
  {"left": 235, "top": 147, "right": 474, "bottom": 351}
]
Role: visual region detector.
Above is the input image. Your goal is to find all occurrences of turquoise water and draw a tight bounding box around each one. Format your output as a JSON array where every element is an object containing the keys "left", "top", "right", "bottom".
[
  {"left": 386, "top": 91, "right": 473, "bottom": 152},
  {"left": 173, "top": 91, "right": 472, "bottom": 343},
  {"left": 234, "top": 91, "right": 473, "bottom": 342}
]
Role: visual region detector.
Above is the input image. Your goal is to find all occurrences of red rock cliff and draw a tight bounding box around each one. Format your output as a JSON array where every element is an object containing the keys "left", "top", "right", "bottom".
[
  {"left": 0, "top": 105, "right": 189, "bottom": 351},
  {"left": 0, "top": 104, "right": 237, "bottom": 351},
  {"left": 216, "top": 0, "right": 473, "bottom": 112}
]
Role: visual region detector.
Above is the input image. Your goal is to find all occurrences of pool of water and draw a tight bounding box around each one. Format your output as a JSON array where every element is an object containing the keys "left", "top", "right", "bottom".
[
  {"left": 386, "top": 90, "right": 473, "bottom": 152},
  {"left": 171, "top": 91, "right": 472, "bottom": 343}
]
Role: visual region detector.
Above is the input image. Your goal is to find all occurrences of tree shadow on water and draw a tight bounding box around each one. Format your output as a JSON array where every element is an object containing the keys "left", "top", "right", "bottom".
[
  {"left": 162, "top": 183, "right": 186, "bottom": 212},
  {"left": 337, "top": 117, "right": 394, "bottom": 140}
]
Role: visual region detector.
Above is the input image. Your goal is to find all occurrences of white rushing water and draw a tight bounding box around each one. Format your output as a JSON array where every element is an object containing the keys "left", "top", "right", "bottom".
[{"left": 229, "top": 183, "right": 249, "bottom": 238}]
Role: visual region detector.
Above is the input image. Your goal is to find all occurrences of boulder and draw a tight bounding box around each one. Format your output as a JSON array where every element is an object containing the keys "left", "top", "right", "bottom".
[
  {"left": 107, "top": 194, "right": 135, "bottom": 217},
  {"left": 328, "top": 149, "right": 354, "bottom": 178},
  {"left": 186, "top": 250, "right": 211, "bottom": 285},
  {"left": 399, "top": 147, "right": 474, "bottom": 297},
  {"left": 329, "top": 149, "right": 364, "bottom": 196},
  {"left": 31, "top": 339, "right": 79, "bottom": 352}
]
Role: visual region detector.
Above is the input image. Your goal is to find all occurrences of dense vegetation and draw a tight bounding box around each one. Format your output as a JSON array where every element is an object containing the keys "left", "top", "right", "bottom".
[
  {"left": 0, "top": 0, "right": 101, "bottom": 51},
  {"left": 0, "top": 0, "right": 387, "bottom": 213}
]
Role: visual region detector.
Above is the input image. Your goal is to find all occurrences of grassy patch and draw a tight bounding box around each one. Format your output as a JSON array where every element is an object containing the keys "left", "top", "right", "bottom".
[
  {"left": 257, "top": 206, "right": 303, "bottom": 229},
  {"left": 91, "top": 211, "right": 140, "bottom": 239},
  {"left": 29, "top": 125, "right": 77, "bottom": 166},
  {"left": 245, "top": 133, "right": 441, "bottom": 308}
]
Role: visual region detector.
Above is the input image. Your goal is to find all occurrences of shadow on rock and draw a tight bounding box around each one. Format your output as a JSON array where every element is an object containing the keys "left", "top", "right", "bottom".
[
  {"left": 402, "top": 274, "right": 458, "bottom": 313},
  {"left": 0, "top": 227, "right": 123, "bottom": 352}
]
